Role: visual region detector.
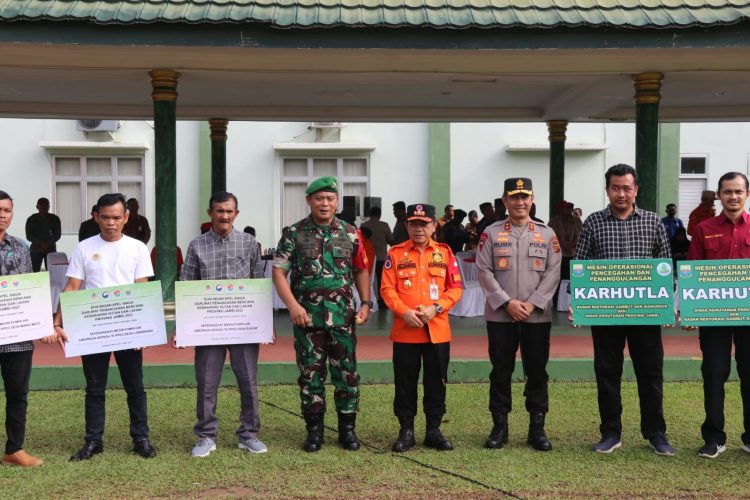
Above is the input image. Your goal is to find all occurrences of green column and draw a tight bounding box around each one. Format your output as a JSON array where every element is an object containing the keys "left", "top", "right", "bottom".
[
  {"left": 209, "top": 119, "right": 228, "bottom": 193},
  {"left": 632, "top": 72, "right": 663, "bottom": 212},
  {"left": 547, "top": 120, "right": 568, "bottom": 220},
  {"left": 657, "top": 123, "right": 680, "bottom": 213},
  {"left": 150, "top": 69, "right": 179, "bottom": 302},
  {"left": 429, "top": 123, "right": 451, "bottom": 208}
]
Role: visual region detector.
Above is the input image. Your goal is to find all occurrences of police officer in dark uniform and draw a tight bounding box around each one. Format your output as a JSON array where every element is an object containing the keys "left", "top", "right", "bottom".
[{"left": 475, "top": 178, "right": 562, "bottom": 451}]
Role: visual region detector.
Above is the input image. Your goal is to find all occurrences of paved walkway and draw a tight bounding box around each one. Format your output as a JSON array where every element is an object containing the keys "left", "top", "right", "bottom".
[{"left": 31, "top": 311, "right": 702, "bottom": 366}]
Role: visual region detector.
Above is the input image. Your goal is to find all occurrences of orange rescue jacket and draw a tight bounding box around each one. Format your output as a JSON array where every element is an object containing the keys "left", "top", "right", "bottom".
[{"left": 380, "top": 239, "right": 463, "bottom": 343}]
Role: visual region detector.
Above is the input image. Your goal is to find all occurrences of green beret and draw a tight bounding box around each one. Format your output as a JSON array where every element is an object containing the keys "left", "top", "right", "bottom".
[{"left": 305, "top": 176, "right": 338, "bottom": 195}]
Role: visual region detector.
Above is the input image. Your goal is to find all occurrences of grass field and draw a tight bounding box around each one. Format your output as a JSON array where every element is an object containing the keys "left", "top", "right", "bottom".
[{"left": 2, "top": 382, "right": 749, "bottom": 498}]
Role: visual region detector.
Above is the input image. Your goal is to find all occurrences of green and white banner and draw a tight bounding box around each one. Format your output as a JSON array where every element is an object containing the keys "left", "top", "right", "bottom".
[
  {"left": 61, "top": 280, "right": 167, "bottom": 357},
  {"left": 0, "top": 271, "right": 53, "bottom": 346},
  {"left": 570, "top": 259, "right": 675, "bottom": 326},
  {"left": 175, "top": 278, "right": 273, "bottom": 347},
  {"left": 677, "top": 259, "right": 750, "bottom": 326}
]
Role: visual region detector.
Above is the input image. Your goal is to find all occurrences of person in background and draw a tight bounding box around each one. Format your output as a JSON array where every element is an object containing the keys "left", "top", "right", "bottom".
[
  {"left": 530, "top": 203, "right": 544, "bottom": 224},
  {"left": 360, "top": 206, "right": 393, "bottom": 304},
  {"left": 123, "top": 198, "right": 151, "bottom": 244},
  {"left": 476, "top": 202, "right": 495, "bottom": 238},
  {"left": 391, "top": 201, "right": 409, "bottom": 245},
  {"left": 443, "top": 209, "right": 469, "bottom": 255},
  {"left": 149, "top": 246, "right": 184, "bottom": 278},
  {"left": 494, "top": 198, "right": 507, "bottom": 222},
  {"left": 360, "top": 226, "right": 376, "bottom": 277},
  {"left": 573, "top": 207, "right": 583, "bottom": 219},
  {"left": 464, "top": 210, "right": 479, "bottom": 251},
  {"left": 661, "top": 203, "right": 685, "bottom": 242},
  {"left": 25, "top": 197, "right": 61, "bottom": 272},
  {"left": 670, "top": 227, "right": 690, "bottom": 266},
  {"left": 78, "top": 205, "right": 101, "bottom": 242},
  {"left": 687, "top": 190, "right": 717, "bottom": 237},
  {"left": 244, "top": 226, "right": 263, "bottom": 255}
]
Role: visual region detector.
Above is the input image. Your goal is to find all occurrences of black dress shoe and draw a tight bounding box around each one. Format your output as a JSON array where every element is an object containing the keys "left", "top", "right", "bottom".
[
  {"left": 133, "top": 438, "right": 157, "bottom": 458},
  {"left": 69, "top": 440, "right": 103, "bottom": 462}
]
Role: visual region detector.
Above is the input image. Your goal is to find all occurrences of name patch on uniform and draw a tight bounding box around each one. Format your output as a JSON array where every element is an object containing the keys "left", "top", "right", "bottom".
[
  {"left": 704, "top": 234, "right": 723, "bottom": 239},
  {"left": 428, "top": 262, "right": 448, "bottom": 269},
  {"left": 398, "top": 261, "right": 417, "bottom": 270}
]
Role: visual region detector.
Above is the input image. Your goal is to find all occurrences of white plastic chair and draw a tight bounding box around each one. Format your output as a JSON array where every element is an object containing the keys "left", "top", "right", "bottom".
[{"left": 449, "top": 251, "right": 486, "bottom": 317}]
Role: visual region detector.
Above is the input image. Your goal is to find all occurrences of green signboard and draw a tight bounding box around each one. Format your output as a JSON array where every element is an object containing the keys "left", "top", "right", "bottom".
[
  {"left": 677, "top": 259, "right": 750, "bottom": 326},
  {"left": 570, "top": 259, "right": 675, "bottom": 326}
]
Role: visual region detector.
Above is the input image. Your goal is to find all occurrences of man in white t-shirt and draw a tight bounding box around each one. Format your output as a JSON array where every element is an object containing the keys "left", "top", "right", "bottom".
[{"left": 43, "top": 193, "right": 156, "bottom": 461}]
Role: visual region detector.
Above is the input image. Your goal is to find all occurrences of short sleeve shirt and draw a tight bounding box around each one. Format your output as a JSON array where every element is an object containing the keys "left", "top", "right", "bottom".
[{"left": 66, "top": 235, "right": 153, "bottom": 289}]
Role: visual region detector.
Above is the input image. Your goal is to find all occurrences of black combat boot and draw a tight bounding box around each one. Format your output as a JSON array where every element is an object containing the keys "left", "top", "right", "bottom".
[
  {"left": 527, "top": 412, "right": 552, "bottom": 451},
  {"left": 392, "top": 416, "right": 416, "bottom": 453},
  {"left": 337, "top": 413, "right": 361, "bottom": 451},
  {"left": 303, "top": 413, "right": 324, "bottom": 453},
  {"left": 423, "top": 416, "right": 453, "bottom": 451},
  {"left": 484, "top": 413, "right": 509, "bottom": 449}
]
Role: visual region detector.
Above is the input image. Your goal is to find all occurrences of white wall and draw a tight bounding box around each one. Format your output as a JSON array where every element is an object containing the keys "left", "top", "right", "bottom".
[
  {"left": 224, "top": 122, "right": 429, "bottom": 249},
  {"left": 2, "top": 118, "right": 748, "bottom": 262},
  {"left": 451, "top": 122, "right": 621, "bottom": 221},
  {"left": 681, "top": 122, "right": 750, "bottom": 192}
]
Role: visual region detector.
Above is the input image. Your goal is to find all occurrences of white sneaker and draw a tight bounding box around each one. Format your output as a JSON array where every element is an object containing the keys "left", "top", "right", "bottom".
[
  {"left": 238, "top": 437, "right": 267, "bottom": 454},
  {"left": 191, "top": 437, "right": 217, "bottom": 458}
]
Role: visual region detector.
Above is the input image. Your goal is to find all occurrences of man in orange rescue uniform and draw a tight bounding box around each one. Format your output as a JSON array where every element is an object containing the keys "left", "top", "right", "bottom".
[{"left": 381, "top": 203, "right": 463, "bottom": 452}]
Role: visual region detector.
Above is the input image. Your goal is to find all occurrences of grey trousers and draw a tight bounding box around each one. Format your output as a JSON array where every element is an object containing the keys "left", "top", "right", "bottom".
[{"left": 194, "top": 344, "right": 260, "bottom": 440}]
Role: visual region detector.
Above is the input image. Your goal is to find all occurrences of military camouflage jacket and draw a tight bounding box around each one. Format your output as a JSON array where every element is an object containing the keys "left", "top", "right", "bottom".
[{"left": 274, "top": 216, "right": 368, "bottom": 322}]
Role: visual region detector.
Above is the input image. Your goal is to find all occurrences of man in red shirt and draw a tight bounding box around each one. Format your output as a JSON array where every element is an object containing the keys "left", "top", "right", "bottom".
[
  {"left": 687, "top": 171, "right": 750, "bottom": 459},
  {"left": 687, "top": 190, "right": 717, "bottom": 237},
  {"left": 381, "top": 204, "right": 463, "bottom": 452}
]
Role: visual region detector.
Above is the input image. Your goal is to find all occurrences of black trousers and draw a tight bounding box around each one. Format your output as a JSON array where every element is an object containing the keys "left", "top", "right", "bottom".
[
  {"left": 591, "top": 325, "right": 665, "bottom": 439},
  {"left": 30, "top": 250, "right": 50, "bottom": 272},
  {"left": 0, "top": 350, "right": 33, "bottom": 454},
  {"left": 392, "top": 342, "right": 450, "bottom": 419},
  {"left": 81, "top": 349, "right": 149, "bottom": 442},
  {"left": 699, "top": 327, "right": 750, "bottom": 445},
  {"left": 487, "top": 321, "right": 550, "bottom": 416}
]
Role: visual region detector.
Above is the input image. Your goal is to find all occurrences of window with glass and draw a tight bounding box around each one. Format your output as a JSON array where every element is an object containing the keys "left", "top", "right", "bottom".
[
  {"left": 53, "top": 155, "right": 145, "bottom": 233},
  {"left": 280, "top": 157, "right": 369, "bottom": 227}
]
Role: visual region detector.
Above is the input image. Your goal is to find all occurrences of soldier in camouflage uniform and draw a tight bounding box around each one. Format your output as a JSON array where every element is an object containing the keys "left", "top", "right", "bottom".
[{"left": 273, "top": 176, "right": 372, "bottom": 452}]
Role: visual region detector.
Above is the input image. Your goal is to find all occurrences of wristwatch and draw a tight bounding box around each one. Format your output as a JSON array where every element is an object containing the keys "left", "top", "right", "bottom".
[
  {"left": 360, "top": 300, "right": 374, "bottom": 308},
  {"left": 433, "top": 303, "right": 444, "bottom": 314}
]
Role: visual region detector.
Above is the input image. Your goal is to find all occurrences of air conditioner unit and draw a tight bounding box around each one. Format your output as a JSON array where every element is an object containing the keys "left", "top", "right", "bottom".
[
  {"left": 76, "top": 119, "right": 120, "bottom": 132},
  {"left": 311, "top": 122, "right": 343, "bottom": 129}
]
